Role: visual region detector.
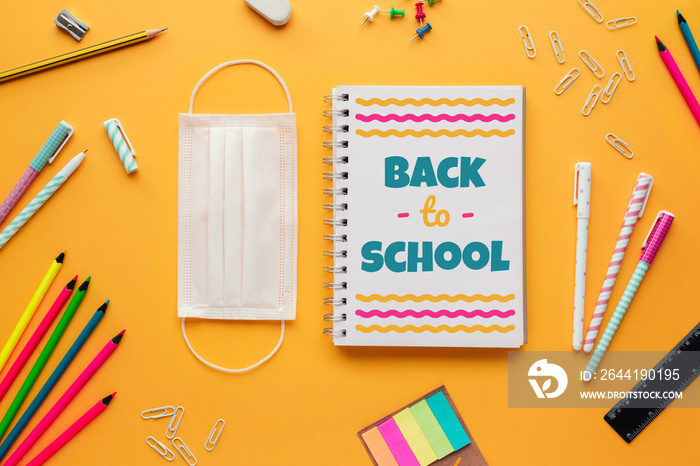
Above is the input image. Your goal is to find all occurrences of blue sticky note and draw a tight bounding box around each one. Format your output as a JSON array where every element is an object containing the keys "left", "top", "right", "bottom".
[{"left": 425, "top": 391, "right": 470, "bottom": 450}]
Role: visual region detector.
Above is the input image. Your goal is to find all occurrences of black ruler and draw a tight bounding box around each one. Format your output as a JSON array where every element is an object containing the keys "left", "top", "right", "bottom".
[{"left": 604, "top": 322, "right": 700, "bottom": 442}]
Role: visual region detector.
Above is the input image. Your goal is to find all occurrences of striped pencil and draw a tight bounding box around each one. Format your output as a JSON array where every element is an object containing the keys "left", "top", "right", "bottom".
[{"left": 583, "top": 174, "right": 653, "bottom": 352}]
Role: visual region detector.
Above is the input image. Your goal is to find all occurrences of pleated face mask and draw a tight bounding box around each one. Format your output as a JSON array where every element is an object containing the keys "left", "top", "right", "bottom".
[{"left": 178, "top": 60, "right": 297, "bottom": 372}]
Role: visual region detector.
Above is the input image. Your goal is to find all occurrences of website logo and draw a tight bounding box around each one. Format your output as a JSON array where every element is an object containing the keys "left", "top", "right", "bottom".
[{"left": 528, "top": 359, "right": 568, "bottom": 399}]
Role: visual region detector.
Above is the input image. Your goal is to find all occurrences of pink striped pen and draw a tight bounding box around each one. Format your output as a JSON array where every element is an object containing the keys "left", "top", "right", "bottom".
[
  {"left": 25, "top": 393, "right": 115, "bottom": 466},
  {"left": 583, "top": 174, "right": 652, "bottom": 352},
  {"left": 0, "top": 277, "right": 76, "bottom": 402},
  {"left": 3, "top": 331, "right": 124, "bottom": 466},
  {"left": 656, "top": 36, "right": 700, "bottom": 127}
]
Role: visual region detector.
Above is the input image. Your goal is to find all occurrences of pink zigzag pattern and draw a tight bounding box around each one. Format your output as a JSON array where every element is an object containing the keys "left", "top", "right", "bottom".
[
  {"left": 355, "top": 113, "right": 516, "bottom": 123},
  {"left": 355, "top": 309, "right": 516, "bottom": 319}
]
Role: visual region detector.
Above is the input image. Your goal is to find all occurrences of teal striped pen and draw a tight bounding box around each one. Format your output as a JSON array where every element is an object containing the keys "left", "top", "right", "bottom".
[
  {"left": 0, "top": 151, "right": 85, "bottom": 251},
  {"left": 584, "top": 211, "right": 675, "bottom": 379}
]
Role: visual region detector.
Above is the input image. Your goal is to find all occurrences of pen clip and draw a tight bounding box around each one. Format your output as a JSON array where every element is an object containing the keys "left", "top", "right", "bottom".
[
  {"left": 642, "top": 210, "right": 670, "bottom": 249},
  {"left": 574, "top": 163, "right": 581, "bottom": 205},
  {"left": 48, "top": 121, "right": 74, "bottom": 164},
  {"left": 106, "top": 118, "right": 136, "bottom": 157},
  {"left": 637, "top": 173, "right": 653, "bottom": 218}
]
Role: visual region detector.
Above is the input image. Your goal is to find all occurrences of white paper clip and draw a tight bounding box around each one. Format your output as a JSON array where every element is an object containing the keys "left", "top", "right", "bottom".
[
  {"left": 616, "top": 50, "right": 635, "bottom": 81},
  {"left": 550, "top": 31, "right": 565, "bottom": 63},
  {"left": 606, "top": 133, "right": 634, "bottom": 159},
  {"left": 606, "top": 17, "right": 637, "bottom": 30},
  {"left": 554, "top": 68, "right": 580, "bottom": 95},
  {"left": 172, "top": 437, "right": 197, "bottom": 466},
  {"left": 205, "top": 419, "right": 225, "bottom": 451},
  {"left": 146, "top": 436, "right": 175, "bottom": 462},
  {"left": 579, "top": 50, "right": 605, "bottom": 78},
  {"left": 165, "top": 406, "right": 184, "bottom": 439},
  {"left": 141, "top": 406, "right": 175, "bottom": 420},
  {"left": 519, "top": 25, "right": 536, "bottom": 58},
  {"left": 578, "top": 0, "right": 603, "bottom": 23},
  {"left": 601, "top": 73, "right": 622, "bottom": 104},
  {"left": 104, "top": 118, "right": 138, "bottom": 174},
  {"left": 582, "top": 84, "right": 603, "bottom": 116}
]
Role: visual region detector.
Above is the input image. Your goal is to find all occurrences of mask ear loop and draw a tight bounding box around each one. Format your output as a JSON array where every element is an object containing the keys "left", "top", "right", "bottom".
[
  {"left": 181, "top": 318, "right": 285, "bottom": 373},
  {"left": 188, "top": 59, "right": 293, "bottom": 114}
]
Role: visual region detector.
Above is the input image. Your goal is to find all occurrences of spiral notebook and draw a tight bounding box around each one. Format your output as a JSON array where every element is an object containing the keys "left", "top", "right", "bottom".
[{"left": 323, "top": 85, "right": 526, "bottom": 347}]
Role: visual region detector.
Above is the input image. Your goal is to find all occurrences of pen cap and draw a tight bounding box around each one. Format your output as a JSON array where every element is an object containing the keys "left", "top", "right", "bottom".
[
  {"left": 30, "top": 121, "right": 74, "bottom": 171},
  {"left": 104, "top": 118, "right": 138, "bottom": 174},
  {"left": 640, "top": 211, "right": 674, "bottom": 264},
  {"left": 574, "top": 162, "right": 592, "bottom": 218}
]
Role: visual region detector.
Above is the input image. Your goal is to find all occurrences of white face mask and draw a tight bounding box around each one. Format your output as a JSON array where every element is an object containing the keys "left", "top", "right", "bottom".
[{"left": 177, "top": 60, "right": 297, "bottom": 372}]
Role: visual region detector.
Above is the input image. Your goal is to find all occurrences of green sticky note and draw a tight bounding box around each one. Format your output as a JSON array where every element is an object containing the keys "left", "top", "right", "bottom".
[
  {"left": 409, "top": 400, "right": 454, "bottom": 459},
  {"left": 393, "top": 408, "right": 438, "bottom": 466},
  {"left": 426, "top": 391, "right": 471, "bottom": 450}
]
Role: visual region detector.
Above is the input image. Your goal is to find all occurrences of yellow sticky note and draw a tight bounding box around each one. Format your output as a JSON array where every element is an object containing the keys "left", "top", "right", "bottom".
[{"left": 393, "top": 409, "right": 438, "bottom": 466}]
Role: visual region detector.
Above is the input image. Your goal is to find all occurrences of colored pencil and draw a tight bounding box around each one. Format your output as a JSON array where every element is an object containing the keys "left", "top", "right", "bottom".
[
  {"left": 25, "top": 393, "right": 115, "bottom": 466},
  {"left": 3, "top": 330, "right": 124, "bottom": 466},
  {"left": 678, "top": 10, "right": 700, "bottom": 76},
  {"left": 0, "top": 302, "right": 107, "bottom": 460},
  {"left": 655, "top": 36, "right": 700, "bottom": 127},
  {"left": 0, "top": 277, "right": 89, "bottom": 439},
  {"left": 0, "top": 29, "right": 167, "bottom": 84},
  {"left": 0, "top": 277, "right": 76, "bottom": 403},
  {"left": 0, "top": 251, "right": 64, "bottom": 371}
]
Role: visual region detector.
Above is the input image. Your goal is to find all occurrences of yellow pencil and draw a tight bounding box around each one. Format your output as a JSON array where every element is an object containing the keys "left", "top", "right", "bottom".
[
  {"left": 0, "top": 251, "right": 64, "bottom": 371},
  {"left": 0, "top": 29, "right": 166, "bottom": 84}
]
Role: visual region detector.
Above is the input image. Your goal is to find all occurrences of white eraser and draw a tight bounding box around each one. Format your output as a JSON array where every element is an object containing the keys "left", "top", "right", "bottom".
[{"left": 245, "top": 0, "right": 292, "bottom": 26}]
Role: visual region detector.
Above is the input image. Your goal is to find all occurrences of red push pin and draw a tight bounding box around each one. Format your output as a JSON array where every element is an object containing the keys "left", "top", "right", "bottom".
[{"left": 415, "top": 2, "right": 426, "bottom": 27}]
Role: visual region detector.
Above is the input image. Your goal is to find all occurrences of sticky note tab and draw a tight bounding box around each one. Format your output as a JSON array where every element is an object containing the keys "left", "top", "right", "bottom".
[
  {"left": 409, "top": 400, "right": 454, "bottom": 459},
  {"left": 426, "top": 391, "right": 471, "bottom": 450},
  {"left": 361, "top": 427, "right": 400, "bottom": 466},
  {"left": 393, "top": 408, "right": 438, "bottom": 466},
  {"left": 377, "top": 418, "right": 421, "bottom": 466}
]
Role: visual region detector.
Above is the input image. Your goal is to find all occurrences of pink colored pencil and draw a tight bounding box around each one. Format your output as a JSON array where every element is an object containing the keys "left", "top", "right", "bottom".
[
  {"left": 3, "top": 331, "right": 124, "bottom": 466},
  {"left": 583, "top": 174, "right": 653, "bottom": 352},
  {"left": 656, "top": 36, "right": 700, "bottom": 127},
  {"left": 0, "top": 277, "right": 76, "bottom": 402},
  {"left": 25, "top": 393, "right": 115, "bottom": 466}
]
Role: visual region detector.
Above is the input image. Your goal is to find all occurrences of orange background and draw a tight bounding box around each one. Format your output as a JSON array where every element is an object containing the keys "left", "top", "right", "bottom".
[{"left": 0, "top": 1, "right": 699, "bottom": 464}]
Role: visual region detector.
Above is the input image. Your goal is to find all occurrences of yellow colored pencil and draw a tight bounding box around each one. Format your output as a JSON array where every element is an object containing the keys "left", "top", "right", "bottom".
[
  {"left": 0, "top": 29, "right": 166, "bottom": 84},
  {"left": 0, "top": 251, "right": 64, "bottom": 371}
]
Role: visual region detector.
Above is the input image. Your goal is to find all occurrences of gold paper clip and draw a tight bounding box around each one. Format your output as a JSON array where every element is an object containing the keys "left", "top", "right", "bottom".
[
  {"left": 616, "top": 50, "right": 635, "bottom": 81},
  {"left": 205, "top": 419, "right": 225, "bottom": 451},
  {"left": 578, "top": 0, "right": 603, "bottom": 23},
  {"left": 606, "top": 133, "right": 633, "bottom": 159},
  {"left": 601, "top": 73, "right": 622, "bottom": 104},
  {"left": 146, "top": 436, "right": 175, "bottom": 462},
  {"left": 165, "top": 406, "right": 184, "bottom": 439},
  {"left": 141, "top": 406, "right": 175, "bottom": 420},
  {"left": 519, "top": 25, "right": 536, "bottom": 58},
  {"left": 582, "top": 84, "right": 602, "bottom": 116},
  {"left": 579, "top": 50, "right": 605, "bottom": 78},
  {"left": 550, "top": 31, "right": 565, "bottom": 63},
  {"left": 173, "top": 437, "right": 197, "bottom": 466},
  {"left": 554, "top": 68, "right": 580, "bottom": 95},
  {"left": 606, "top": 17, "right": 637, "bottom": 30}
]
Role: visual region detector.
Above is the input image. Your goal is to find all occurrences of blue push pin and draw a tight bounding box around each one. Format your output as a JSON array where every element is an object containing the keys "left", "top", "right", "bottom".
[{"left": 409, "top": 22, "right": 432, "bottom": 42}]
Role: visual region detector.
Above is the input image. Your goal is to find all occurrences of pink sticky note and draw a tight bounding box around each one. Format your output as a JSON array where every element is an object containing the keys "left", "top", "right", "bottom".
[{"left": 377, "top": 418, "right": 420, "bottom": 466}]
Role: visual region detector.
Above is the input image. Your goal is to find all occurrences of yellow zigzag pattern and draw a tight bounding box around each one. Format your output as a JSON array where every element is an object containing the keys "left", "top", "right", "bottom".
[
  {"left": 356, "top": 293, "right": 516, "bottom": 303},
  {"left": 355, "top": 97, "right": 516, "bottom": 107},
  {"left": 356, "top": 324, "right": 516, "bottom": 334},
  {"left": 356, "top": 129, "right": 516, "bottom": 138}
]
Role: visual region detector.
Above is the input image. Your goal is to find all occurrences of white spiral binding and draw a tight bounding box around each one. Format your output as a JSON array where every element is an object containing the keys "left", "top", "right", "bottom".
[{"left": 324, "top": 94, "right": 349, "bottom": 337}]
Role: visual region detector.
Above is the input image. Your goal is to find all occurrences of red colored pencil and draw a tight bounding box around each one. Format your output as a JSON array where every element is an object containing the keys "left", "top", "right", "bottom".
[
  {"left": 3, "top": 331, "right": 124, "bottom": 466},
  {"left": 0, "top": 277, "right": 76, "bottom": 402},
  {"left": 25, "top": 393, "right": 115, "bottom": 466}
]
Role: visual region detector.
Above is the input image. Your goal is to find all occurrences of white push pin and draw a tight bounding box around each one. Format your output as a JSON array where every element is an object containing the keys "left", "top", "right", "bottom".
[{"left": 360, "top": 5, "right": 381, "bottom": 26}]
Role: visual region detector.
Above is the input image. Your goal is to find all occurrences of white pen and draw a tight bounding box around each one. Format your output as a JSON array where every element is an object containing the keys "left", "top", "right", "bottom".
[{"left": 572, "top": 162, "right": 591, "bottom": 350}]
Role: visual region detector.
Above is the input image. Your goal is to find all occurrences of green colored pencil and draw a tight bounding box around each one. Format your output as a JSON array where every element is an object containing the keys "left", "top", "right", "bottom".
[{"left": 0, "top": 277, "right": 90, "bottom": 439}]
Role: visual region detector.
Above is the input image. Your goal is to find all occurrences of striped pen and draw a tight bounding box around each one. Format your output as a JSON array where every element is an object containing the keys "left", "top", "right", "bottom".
[
  {"left": 0, "top": 151, "right": 85, "bottom": 250},
  {"left": 583, "top": 174, "right": 653, "bottom": 352},
  {"left": 584, "top": 212, "right": 674, "bottom": 379}
]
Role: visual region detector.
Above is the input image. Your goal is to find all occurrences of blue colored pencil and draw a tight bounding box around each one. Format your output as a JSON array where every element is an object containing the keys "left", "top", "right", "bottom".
[
  {"left": 0, "top": 301, "right": 107, "bottom": 460},
  {"left": 678, "top": 10, "right": 700, "bottom": 75}
]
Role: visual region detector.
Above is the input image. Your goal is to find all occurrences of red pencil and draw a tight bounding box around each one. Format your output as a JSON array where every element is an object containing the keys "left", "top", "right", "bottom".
[
  {"left": 25, "top": 393, "right": 115, "bottom": 466},
  {"left": 3, "top": 331, "right": 124, "bottom": 466},
  {"left": 0, "top": 276, "right": 76, "bottom": 402}
]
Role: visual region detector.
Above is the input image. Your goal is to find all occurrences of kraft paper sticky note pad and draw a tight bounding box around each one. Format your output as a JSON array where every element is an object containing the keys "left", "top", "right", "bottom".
[{"left": 358, "top": 386, "right": 487, "bottom": 466}]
